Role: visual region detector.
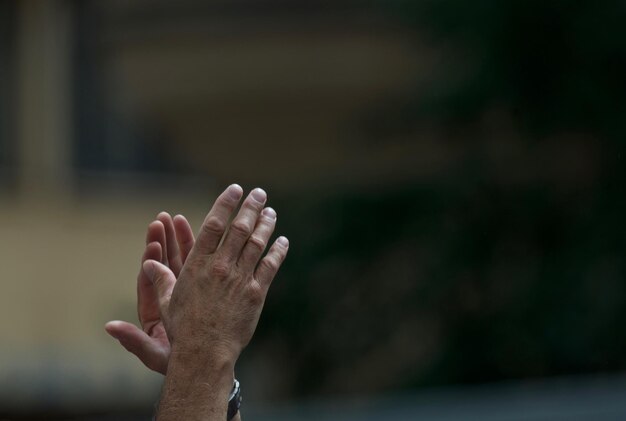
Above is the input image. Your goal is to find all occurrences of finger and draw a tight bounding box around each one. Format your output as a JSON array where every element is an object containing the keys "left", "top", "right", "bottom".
[
  {"left": 238, "top": 207, "right": 277, "bottom": 271},
  {"left": 145, "top": 220, "right": 164, "bottom": 246},
  {"left": 105, "top": 321, "right": 168, "bottom": 374},
  {"left": 147, "top": 220, "right": 168, "bottom": 265},
  {"left": 219, "top": 187, "right": 267, "bottom": 263},
  {"left": 173, "top": 214, "right": 195, "bottom": 264},
  {"left": 255, "top": 236, "right": 289, "bottom": 289},
  {"left": 137, "top": 239, "right": 163, "bottom": 327},
  {"left": 157, "top": 212, "right": 183, "bottom": 275},
  {"left": 143, "top": 259, "right": 177, "bottom": 323},
  {"left": 192, "top": 184, "right": 244, "bottom": 257}
]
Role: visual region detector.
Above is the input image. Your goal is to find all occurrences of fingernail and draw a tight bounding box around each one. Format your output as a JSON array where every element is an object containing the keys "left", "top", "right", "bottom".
[
  {"left": 142, "top": 261, "right": 155, "bottom": 279},
  {"left": 251, "top": 188, "right": 267, "bottom": 203},
  {"left": 228, "top": 184, "right": 243, "bottom": 200},
  {"left": 262, "top": 207, "right": 277, "bottom": 220},
  {"left": 277, "top": 236, "right": 289, "bottom": 247}
]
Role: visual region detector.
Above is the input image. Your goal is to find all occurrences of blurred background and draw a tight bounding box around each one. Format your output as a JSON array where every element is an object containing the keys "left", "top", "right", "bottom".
[{"left": 1, "top": 0, "right": 625, "bottom": 419}]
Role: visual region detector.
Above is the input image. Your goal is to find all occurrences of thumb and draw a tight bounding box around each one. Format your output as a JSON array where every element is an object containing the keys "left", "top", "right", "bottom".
[
  {"left": 105, "top": 320, "right": 168, "bottom": 374},
  {"left": 142, "top": 259, "right": 176, "bottom": 322}
]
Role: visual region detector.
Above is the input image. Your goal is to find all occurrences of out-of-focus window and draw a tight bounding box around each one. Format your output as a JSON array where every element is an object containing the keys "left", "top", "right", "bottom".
[
  {"left": 69, "top": 0, "right": 422, "bottom": 192},
  {"left": 73, "top": 1, "right": 181, "bottom": 177}
]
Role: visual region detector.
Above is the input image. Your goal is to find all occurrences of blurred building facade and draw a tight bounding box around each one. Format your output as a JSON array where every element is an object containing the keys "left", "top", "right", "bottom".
[{"left": 1, "top": 0, "right": 430, "bottom": 415}]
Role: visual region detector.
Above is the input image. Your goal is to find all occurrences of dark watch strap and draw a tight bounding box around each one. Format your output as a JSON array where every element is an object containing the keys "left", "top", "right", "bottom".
[{"left": 227, "top": 379, "right": 242, "bottom": 420}]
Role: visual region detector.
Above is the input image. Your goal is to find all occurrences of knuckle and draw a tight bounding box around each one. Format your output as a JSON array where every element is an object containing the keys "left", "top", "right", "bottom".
[
  {"left": 248, "top": 282, "right": 265, "bottom": 305},
  {"left": 219, "top": 192, "right": 239, "bottom": 206},
  {"left": 260, "top": 255, "right": 280, "bottom": 273},
  {"left": 230, "top": 220, "right": 252, "bottom": 237},
  {"left": 245, "top": 196, "right": 264, "bottom": 210},
  {"left": 209, "top": 261, "right": 231, "bottom": 278},
  {"left": 247, "top": 235, "right": 266, "bottom": 252},
  {"left": 202, "top": 216, "right": 225, "bottom": 236}
]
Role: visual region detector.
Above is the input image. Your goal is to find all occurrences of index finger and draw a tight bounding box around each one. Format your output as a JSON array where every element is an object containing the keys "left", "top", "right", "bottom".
[
  {"left": 138, "top": 221, "right": 164, "bottom": 327},
  {"left": 157, "top": 212, "right": 183, "bottom": 276},
  {"left": 191, "top": 184, "right": 243, "bottom": 256}
]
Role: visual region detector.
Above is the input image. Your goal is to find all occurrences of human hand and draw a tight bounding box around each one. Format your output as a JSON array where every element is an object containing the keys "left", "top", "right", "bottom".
[
  {"left": 105, "top": 212, "right": 195, "bottom": 374},
  {"left": 144, "top": 184, "right": 289, "bottom": 366}
]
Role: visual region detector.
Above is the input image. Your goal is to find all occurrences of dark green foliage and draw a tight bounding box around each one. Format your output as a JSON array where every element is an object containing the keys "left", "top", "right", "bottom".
[
  {"left": 254, "top": 0, "right": 626, "bottom": 396},
  {"left": 384, "top": 0, "right": 626, "bottom": 140}
]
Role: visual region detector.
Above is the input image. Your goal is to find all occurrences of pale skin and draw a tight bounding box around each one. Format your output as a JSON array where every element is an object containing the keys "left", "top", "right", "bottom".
[{"left": 105, "top": 184, "right": 289, "bottom": 420}]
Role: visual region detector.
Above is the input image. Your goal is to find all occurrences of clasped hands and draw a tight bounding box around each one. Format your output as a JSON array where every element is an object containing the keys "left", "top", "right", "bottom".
[{"left": 105, "top": 184, "right": 289, "bottom": 374}]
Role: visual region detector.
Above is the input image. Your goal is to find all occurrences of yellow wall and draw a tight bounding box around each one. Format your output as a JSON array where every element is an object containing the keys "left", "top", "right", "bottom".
[{"left": 0, "top": 187, "right": 213, "bottom": 408}]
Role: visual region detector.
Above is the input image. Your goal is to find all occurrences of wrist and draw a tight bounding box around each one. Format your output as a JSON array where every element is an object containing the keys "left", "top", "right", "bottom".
[
  {"left": 158, "top": 347, "right": 236, "bottom": 421},
  {"left": 169, "top": 345, "right": 236, "bottom": 380},
  {"left": 170, "top": 339, "right": 239, "bottom": 372}
]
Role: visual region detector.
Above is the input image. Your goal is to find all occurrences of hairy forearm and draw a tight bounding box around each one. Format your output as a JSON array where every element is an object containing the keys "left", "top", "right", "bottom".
[{"left": 156, "top": 349, "right": 235, "bottom": 421}]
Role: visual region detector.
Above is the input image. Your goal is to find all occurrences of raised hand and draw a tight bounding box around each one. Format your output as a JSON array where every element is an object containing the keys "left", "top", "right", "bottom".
[
  {"left": 145, "top": 184, "right": 289, "bottom": 420},
  {"left": 105, "top": 212, "right": 195, "bottom": 374},
  {"left": 145, "top": 185, "right": 288, "bottom": 361}
]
